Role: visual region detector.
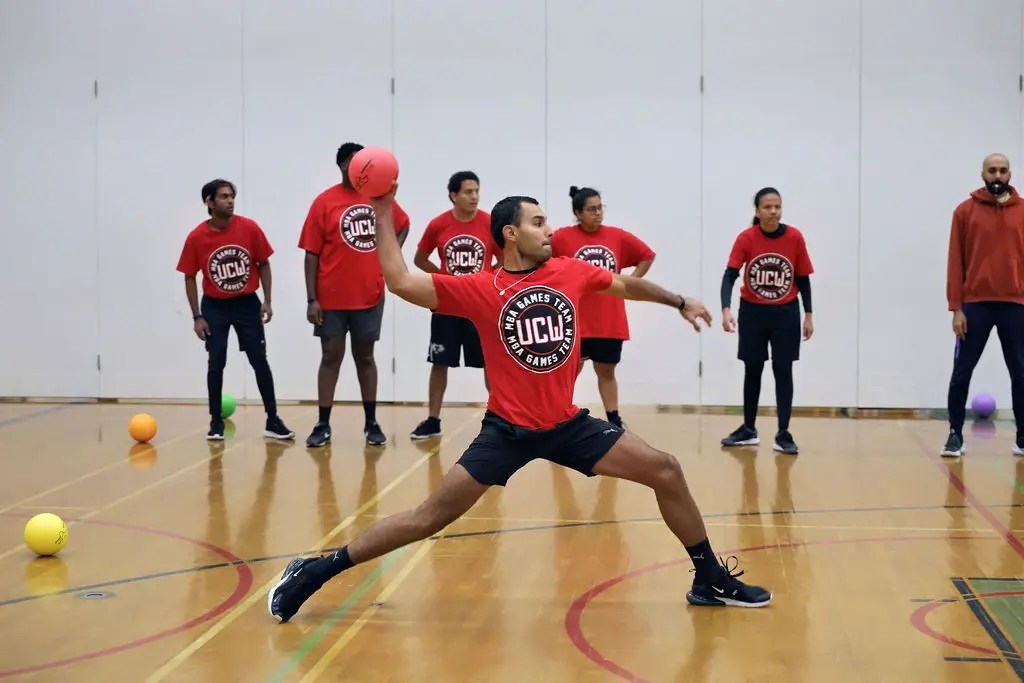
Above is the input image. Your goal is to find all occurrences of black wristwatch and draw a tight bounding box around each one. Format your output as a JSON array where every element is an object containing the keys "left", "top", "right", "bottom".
[
  {"left": 677, "top": 296, "right": 686, "bottom": 310},
  {"left": 307, "top": 298, "right": 316, "bottom": 304},
  {"left": 192, "top": 314, "right": 203, "bottom": 320}
]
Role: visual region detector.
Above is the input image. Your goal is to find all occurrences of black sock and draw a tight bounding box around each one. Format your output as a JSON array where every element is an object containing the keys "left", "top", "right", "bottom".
[
  {"left": 743, "top": 361, "right": 764, "bottom": 429},
  {"left": 607, "top": 410, "right": 620, "bottom": 424},
  {"left": 306, "top": 546, "right": 355, "bottom": 583},
  {"left": 363, "top": 401, "right": 376, "bottom": 424},
  {"left": 685, "top": 537, "right": 721, "bottom": 582},
  {"left": 318, "top": 405, "right": 332, "bottom": 424}
]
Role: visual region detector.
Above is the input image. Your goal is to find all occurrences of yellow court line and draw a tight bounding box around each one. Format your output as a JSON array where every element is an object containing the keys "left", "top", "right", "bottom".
[
  {"left": 299, "top": 537, "right": 441, "bottom": 681},
  {"left": 0, "top": 438, "right": 251, "bottom": 562},
  {"left": 0, "top": 423, "right": 208, "bottom": 515},
  {"left": 143, "top": 412, "right": 483, "bottom": 683}
]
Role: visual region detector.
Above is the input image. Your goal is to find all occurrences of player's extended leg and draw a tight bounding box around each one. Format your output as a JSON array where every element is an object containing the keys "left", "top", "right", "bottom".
[
  {"left": 268, "top": 463, "right": 489, "bottom": 623},
  {"left": 592, "top": 432, "right": 772, "bottom": 607},
  {"left": 944, "top": 302, "right": 996, "bottom": 456}
]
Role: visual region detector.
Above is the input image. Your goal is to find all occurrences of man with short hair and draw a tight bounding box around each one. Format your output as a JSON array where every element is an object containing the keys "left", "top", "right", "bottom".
[
  {"left": 269, "top": 185, "right": 772, "bottom": 623},
  {"left": 299, "top": 143, "right": 411, "bottom": 447},
  {"left": 943, "top": 152, "right": 1024, "bottom": 457},
  {"left": 410, "top": 170, "right": 497, "bottom": 439},
  {"left": 177, "top": 179, "right": 294, "bottom": 441}
]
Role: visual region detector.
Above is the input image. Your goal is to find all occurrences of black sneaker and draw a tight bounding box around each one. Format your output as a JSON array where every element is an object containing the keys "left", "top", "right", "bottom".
[
  {"left": 267, "top": 557, "right": 324, "bottom": 623},
  {"left": 305, "top": 422, "right": 331, "bottom": 448},
  {"left": 773, "top": 430, "right": 799, "bottom": 455},
  {"left": 264, "top": 415, "right": 295, "bottom": 440},
  {"left": 365, "top": 421, "right": 386, "bottom": 446},
  {"left": 207, "top": 419, "right": 225, "bottom": 441},
  {"left": 686, "top": 556, "right": 772, "bottom": 608},
  {"left": 941, "top": 429, "right": 964, "bottom": 457},
  {"left": 1014, "top": 435, "right": 1024, "bottom": 457},
  {"left": 410, "top": 417, "right": 441, "bottom": 440},
  {"left": 721, "top": 424, "right": 759, "bottom": 447}
]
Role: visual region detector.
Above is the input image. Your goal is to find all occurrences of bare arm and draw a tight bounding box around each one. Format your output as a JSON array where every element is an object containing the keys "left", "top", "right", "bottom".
[
  {"left": 413, "top": 249, "right": 441, "bottom": 274},
  {"left": 304, "top": 252, "right": 319, "bottom": 302},
  {"left": 371, "top": 185, "right": 439, "bottom": 309},
  {"left": 630, "top": 256, "right": 654, "bottom": 278},
  {"left": 258, "top": 261, "right": 272, "bottom": 303},
  {"left": 184, "top": 275, "right": 201, "bottom": 317},
  {"left": 600, "top": 273, "right": 712, "bottom": 331}
]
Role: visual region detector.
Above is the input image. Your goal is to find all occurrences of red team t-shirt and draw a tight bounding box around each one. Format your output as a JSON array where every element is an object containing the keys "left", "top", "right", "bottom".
[
  {"left": 727, "top": 225, "right": 814, "bottom": 305},
  {"left": 431, "top": 257, "right": 614, "bottom": 430},
  {"left": 176, "top": 215, "right": 274, "bottom": 298},
  {"left": 297, "top": 185, "right": 411, "bottom": 310},
  {"left": 417, "top": 209, "right": 497, "bottom": 276},
  {"left": 550, "top": 225, "right": 656, "bottom": 339}
]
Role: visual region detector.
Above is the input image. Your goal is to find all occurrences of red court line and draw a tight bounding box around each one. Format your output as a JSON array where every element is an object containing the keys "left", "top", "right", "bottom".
[
  {"left": 0, "top": 517, "right": 253, "bottom": 678},
  {"left": 565, "top": 535, "right": 994, "bottom": 682}
]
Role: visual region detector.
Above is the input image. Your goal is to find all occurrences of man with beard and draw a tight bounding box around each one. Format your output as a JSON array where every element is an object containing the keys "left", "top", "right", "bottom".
[
  {"left": 176, "top": 178, "right": 295, "bottom": 441},
  {"left": 942, "top": 153, "right": 1024, "bottom": 457}
]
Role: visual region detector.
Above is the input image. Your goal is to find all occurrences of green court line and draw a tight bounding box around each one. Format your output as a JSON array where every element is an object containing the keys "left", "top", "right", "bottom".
[
  {"left": 263, "top": 548, "right": 407, "bottom": 683},
  {"left": 969, "top": 578, "right": 1024, "bottom": 656}
]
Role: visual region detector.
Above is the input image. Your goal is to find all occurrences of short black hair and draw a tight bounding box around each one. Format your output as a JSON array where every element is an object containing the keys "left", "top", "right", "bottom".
[
  {"left": 201, "top": 179, "right": 236, "bottom": 216},
  {"left": 336, "top": 142, "right": 363, "bottom": 168},
  {"left": 569, "top": 185, "right": 600, "bottom": 214},
  {"left": 447, "top": 170, "right": 479, "bottom": 199},
  {"left": 490, "top": 196, "right": 539, "bottom": 248}
]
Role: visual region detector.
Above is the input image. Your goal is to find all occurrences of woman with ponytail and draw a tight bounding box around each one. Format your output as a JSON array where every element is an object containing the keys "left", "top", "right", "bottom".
[
  {"left": 550, "top": 185, "right": 656, "bottom": 430},
  {"left": 719, "top": 187, "right": 814, "bottom": 455}
]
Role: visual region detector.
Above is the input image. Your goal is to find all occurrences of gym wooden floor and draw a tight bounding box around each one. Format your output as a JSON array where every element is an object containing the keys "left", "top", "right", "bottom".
[{"left": 2, "top": 402, "right": 1024, "bottom": 682}]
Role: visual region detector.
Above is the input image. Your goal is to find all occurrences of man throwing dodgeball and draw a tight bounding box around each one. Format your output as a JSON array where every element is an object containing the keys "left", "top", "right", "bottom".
[{"left": 268, "top": 186, "right": 772, "bottom": 623}]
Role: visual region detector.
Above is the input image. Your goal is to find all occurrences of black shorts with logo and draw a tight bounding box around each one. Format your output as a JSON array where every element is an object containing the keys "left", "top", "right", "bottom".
[
  {"left": 313, "top": 297, "right": 385, "bottom": 342},
  {"left": 427, "top": 312, "right": 484, "bottom": 368},
  {"left": 201, "top": 293, "right": 266, "bottom": 355},
  {"left": 457, "top": 408, "right": 625, "bottom": 486},
  {"left": 737, "top": 298, "right": 801, "bottom": 362}
]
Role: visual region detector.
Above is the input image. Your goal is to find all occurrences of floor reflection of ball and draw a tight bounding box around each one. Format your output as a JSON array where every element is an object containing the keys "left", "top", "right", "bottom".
[
  {"left": 24, "top": 556, "right": 68, "bottom": 596},
  {"left": 24, "top": 513, "right": 68, "bottom": 556},
  {"left": 970, "top": 418, "right": 997, "bottom": 439}
]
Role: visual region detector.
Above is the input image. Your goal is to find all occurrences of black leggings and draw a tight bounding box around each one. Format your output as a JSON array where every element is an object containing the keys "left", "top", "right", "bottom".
[{"left": 744, "top": 360, "right": 794, "bottom": 432}]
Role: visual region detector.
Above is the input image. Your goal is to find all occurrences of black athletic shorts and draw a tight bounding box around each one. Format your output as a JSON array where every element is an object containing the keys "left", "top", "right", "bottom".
[
  {"left": 200, "top": 293, "right": 266, "bottom": 356},
  {"left": 427, "top": 312, "right": 484, "bottom": 368},
  {"left": 737, "top": 298, "right": 801, "bottom": 362},
  {"left": 580, "top": 337, "right": 624, "bottom": 364},
  {"left": 457, "top": 408, "right": 625, "bottom": 486},
  {"left": 313, "top": 297, "right": 385, "bottom": 342}
]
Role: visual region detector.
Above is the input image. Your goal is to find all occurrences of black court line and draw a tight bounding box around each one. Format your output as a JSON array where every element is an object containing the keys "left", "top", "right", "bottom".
[
  {"left": 952, "top": 577, "right": 1024, "bottom": 681},
  {"left": 0, "top": 404, "right": 77, "bottom": 430},
  {"left": 945, "top": 657, "right": 1003, "bottom": 663},
  {"left": 3, "top": 502, "right": 1022, "bottom": 610}
]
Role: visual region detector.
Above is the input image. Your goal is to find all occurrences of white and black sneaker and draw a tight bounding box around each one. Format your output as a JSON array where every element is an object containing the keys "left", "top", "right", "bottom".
[
  {"left": 941, "top": 429, "right": 965, "bottom": 457},
  {"left": 268, "top": 557, "right": 325, "bottom": 623},
  {"left": 721, "top": 424, "right": 759, "bottom": 447},
  {"left": 1013, "top": 435, "right": 1024, "bottom": 457},
  {"left": 773, "top": 430, "right": 799, "bottom": 455},
  {"left": 410, "top": 417, "right": 441, "bottom": 440},
  {"left": 264, "top": 415, "right": 295, "bottom": 440},
  {"left": 207, "top": 419, "right": 225, "bottom": 441},
  {"left": 686, "top": 556, "right": 772, "bottom": 608}
]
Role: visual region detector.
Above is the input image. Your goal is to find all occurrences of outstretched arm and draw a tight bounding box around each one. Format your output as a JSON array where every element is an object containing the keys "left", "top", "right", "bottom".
[
  {"left": 600, "top": 273, "right": 712, "bottom": 331},
  {"left": 371, "top": 184, "right": 439, "bottom": 310}
]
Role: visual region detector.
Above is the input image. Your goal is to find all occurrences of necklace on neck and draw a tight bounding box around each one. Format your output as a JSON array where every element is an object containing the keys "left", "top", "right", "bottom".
[{"left": 493, "top": 268, "right": 536, "bottom": 297}]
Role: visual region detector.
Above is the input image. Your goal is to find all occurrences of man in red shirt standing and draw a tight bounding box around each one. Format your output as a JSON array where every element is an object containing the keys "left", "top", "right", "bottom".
[
  {"left": 552, "top": 185, "right": 656, "bottom": 430},
  {"left": 942, "top": 153, "right": 1024, "bottom": 457},
  {"left": 176, "top": 179, "right": 295, "bottom": 441},
  {"left": 298, "top": 143, "right": 411, "bottom": 448},
  {"left": 719, "top": 187, "right": 814, "bottom": 455},
  {"left": 269, "top": 186, "right": 772, "bottom": 623},
  {"left": 409, "top": 171, "right": 497, "bottom": 439}
]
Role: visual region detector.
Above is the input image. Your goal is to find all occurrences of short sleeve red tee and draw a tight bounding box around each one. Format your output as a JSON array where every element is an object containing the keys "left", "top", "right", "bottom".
[
  {"left": 727, "top": 224, "right": 814, "bottom": 305},
  {"left": 416, "top": 209, "right": 497, "bottom": 275},
  {"left": 550, "top": 225, "right": 656, "bottom": 339},
  {"left": 430, "top": 257, "right": 614, "bottom": 429},
  {"left": 297, "top": 184, "right": 411, "bottom": 310},
  {"left": 176, "top": 215, "right": 274, "bottom": 299}
]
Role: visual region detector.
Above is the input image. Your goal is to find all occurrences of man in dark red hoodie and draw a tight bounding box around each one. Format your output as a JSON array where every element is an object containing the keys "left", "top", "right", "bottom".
[{"left": 943, "top": 153, "right": 1024, "bottom": 457}]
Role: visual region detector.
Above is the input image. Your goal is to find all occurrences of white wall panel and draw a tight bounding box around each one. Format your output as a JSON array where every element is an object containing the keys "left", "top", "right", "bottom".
[
  {"left": 391, "top": 0, "right": 546, "bottom": 405},
  {"left": 546, "top": 0, "right": 703, "bottom": 408},
  {"left": 0, "top": 2, "right": 99, "bottom": 397},
  {"left": 859, "top": 0, "right": 1022, "bottom": 409},
  {"left": 242, "top": 0, "right": 396, "bottom": 406},
  {"left": 96, "top": 1, "right": 245, "bottom": 400},
  {"left": 701, "top": 0, "right": 861, "bottom": 413}
]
